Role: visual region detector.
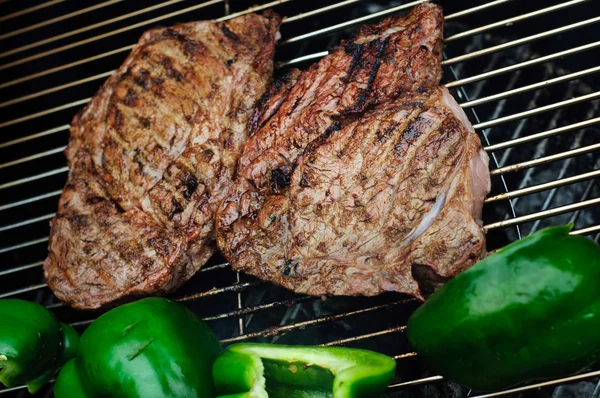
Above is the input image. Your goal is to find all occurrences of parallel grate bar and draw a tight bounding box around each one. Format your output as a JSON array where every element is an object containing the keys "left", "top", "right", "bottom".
[
  {"left": 323, "top": 325, "right": 407, "bottom": 346},
  {"left": 0, "top": 45, "right": 134, "bottom": 91},
  {"left": 283, "top": 0, "right": 361, "bottom": 23},
  {"left": 0, "top": 261, "right": 44, "bottom": 277},
  {"left": 445, "top": 0, "right": 589, "bottom": 43},
  {"left": 442, "top": 16, "right": 600, "bottom": 66},
  {"left": 0, "top": 125, "right": 70, "bottom": 149},
  {"left": 0, "top": 283, "right": 47, "bottom": 299},
  {"left": 472, "top": 91, "right": 600, "bottom": 130},
  {"left": 0, "top": 0, "right": 186, "bottom": 59},
  {"left": 461, "top": 66, "right": 600, "bottom": 108},
  {"left": 0, "top": 146, "right": 66, "bottom": 169},
  {"left": 215, "top": 0, "right": 293, "bottom": 22},
  {"left": 0, "top": 167, "right": 68, "bottom": 191},
  {"left": 491, "top": 143, "right": 600, "bottom": 175},
  {"left": 0, "top": 72, "right": 113, "bottom": 108},
  {"left": 0, "top": 0, "right": 65, "bottom": 22},
  {"left": 220, "top": 300, "right": 407, "bottom": 344},
  {"left": 0, "top": 0, "right": 224, "bottom": 72},
  {"left": 485, "top": 169, "right": 600, "bottom": 203},
  {"left": 442, "top": 0, "right": 511, "bottom": 20},
  {"left": 0, "top": 237, "right": 48, "bottom": 254},
  {"left": 484, "top": 117, "right": 600, "bottom": 152},
  {"left": 471, "top": 370, "right": 600, "bottom": 398},
  {"left": 0, "top": 99, "right": 89, "bottom": 129},
  {"left": 0, "top": 212, "right": 55, "bottom": 233},
  {"left": 446, "top": 40, "right": 600, "bottom": 88},
  {"left": 281, "top": 0, "right": 425, "bottom": 44},
  {"left": 572, "top": 224, "right": 600, "bottom": 236},
  {"left": 0, "top": 0, "right": 121, "bottom": 40},
  {"left": 388, "top": 376, "right": 445, "bottom": 389},
  {"left": 484, "top": 197, "right": 600, "bottom": 230},
  {"left": 0, "top": 190, "right": 62, "bottom": 212}
]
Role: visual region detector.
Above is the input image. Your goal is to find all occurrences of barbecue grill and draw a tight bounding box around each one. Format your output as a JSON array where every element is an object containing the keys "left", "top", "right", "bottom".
[{"left": 1, "top": 0, "right": 599, "bottom": 396}]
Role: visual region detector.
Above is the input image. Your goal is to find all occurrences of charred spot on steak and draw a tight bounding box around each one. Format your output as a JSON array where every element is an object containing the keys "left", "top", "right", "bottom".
[
  {"left": 183, "top": 174, "right": 198, "bottom": 200},
  {"left": 282, "top": 260, "right": 298, "bottom": 276},
  {"left": 221, "top": 25, "right": 240, "bottom": 41},
  {"left": 271, "top": 167, "right": 291, "bottom": 191}
]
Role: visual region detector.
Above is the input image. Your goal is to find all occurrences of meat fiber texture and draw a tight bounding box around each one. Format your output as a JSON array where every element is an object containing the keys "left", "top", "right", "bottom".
[
  {"left": 44, "top": 12, "right": 281, "bottom": 309},
  {"left": 216, "top": 4, "right": 491, "bottom": 299}
]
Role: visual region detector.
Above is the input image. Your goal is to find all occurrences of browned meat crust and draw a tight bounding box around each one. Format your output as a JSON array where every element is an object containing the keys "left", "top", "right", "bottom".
[
  {"left": 216, "top": 4, "right": 491, "bottom": 299},
  {"left": 44, "top": 12, "right": 281, "bottom": 309}
]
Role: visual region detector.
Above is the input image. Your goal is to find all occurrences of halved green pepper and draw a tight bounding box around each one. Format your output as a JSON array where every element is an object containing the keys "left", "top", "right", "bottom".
[
  {"left": 0, "top": 299, "right": 79, "bottom": 394},
  {"left": 407, "top": 225, "right": 600, "bottom": 390},
  {"left": 213, "top": 343, "right": 396, "bottom": 397},
  {"left": 54, "top": 297, "right": 222, "bottom": 398}
]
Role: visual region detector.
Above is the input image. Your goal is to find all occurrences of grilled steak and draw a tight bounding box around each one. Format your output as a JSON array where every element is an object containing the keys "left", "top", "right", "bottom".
[
  {"left": 216, "top": 4, "right": 491, "bottom": 298},
  {"left": 44, "top": 12, "right": 281, "bottom": 309}
]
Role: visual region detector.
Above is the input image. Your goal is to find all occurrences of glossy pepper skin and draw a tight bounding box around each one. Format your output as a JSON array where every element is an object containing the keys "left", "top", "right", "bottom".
[
  {"left": 0, "top": 299, "right": 79, "bottom": 394},
  {"left": 54, "top": 297, "right": 222, "bottom": 398},
  {"left": 407, "top": 225, "right": 600, "bottom": 391},
  {"left": 213, "top": 343, "right": 396, "bottom": 398}
]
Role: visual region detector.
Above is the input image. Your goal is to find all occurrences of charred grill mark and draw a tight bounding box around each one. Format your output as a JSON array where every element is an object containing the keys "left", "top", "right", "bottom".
[
  {"left": 165, "top": 28, "right": 187, "bottom": 42},
  {"left": 375, "top": 121, "right": 400, "bottom": 144},
  {"left": 300, "top": 173, "right": 310, "bottom": 188},
  {"left": 343, "top": 43, "right": 365, "bottom": 84},
  {"left": 271, "top": 167, "right": 291, "bottom": 191},
  {"left": 168, "top": 198, "right": 184, "bottom": 220},
  {"left": 221, "top": 25, "right": 239, "bottom": 42},
  {"left": 133, "top": 148, "right": 144, "bottom": 171},
  {"left": 303, "top": 121, "right": 341, "bottom": 157},
  {"left": 345, "top": 37, "right": 390, "bottom": 113},
  {"left": 183, "top": 40, "right": 203, "bottom": 56},
  {"left": 183, "top": 174, "right": 198, "bottom": 200},
  {"left": 393, "top": 107, "right": 427, "bottom": 156},
  {"left": 86, "top": 196, "right": 104, "bottom": 205},
  {"left": 140, "top": 117, "right": 152, "bottom": 129},
  {"left": 250, "top": 69, "right": 302, "bottom": 134},
  {"left": 402, "top": 117, "right": 424, "bottom": 142},
  {"left": 287, "top": 96, "right": 302, "bottom": 116},
  {"left": 114, "top": 108, "right": 124, "bottom": 132},
  {"left": 134, "top": 69, "right": 152, "bottom": 90},
  {"left": 159, "top": 56, "right": 184, "bottom": 81},
  {"left": 282, "top": 259, "right": 298, "bottom": 276},
  {"left": 147, "top": 237, "right": 172, "bottom": 258},
  {"left": 123, "top": 88, "right": 138, "bottom": 107}
]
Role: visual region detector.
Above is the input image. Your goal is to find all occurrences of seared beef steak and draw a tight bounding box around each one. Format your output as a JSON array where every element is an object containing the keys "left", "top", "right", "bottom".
[
  {"left": 44, "top": 12, "right": 281, "bottom": 309},
  {"left": 216, "top": 5, "right": 491, "bottom": 298}
]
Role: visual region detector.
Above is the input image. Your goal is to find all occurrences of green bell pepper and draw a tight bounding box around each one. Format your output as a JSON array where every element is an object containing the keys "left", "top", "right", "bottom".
[
  {"left": 406, "top": 225, "right": 600, "bottom": 391},
  {"left": 0, "top": 299, "right": 79, "bottom": 394},
  {"left": 53, "top": 297, "right": 222, "bottom": 398},
  {"left": 213, "top": 343, "right": 396, "bottom": 398}
]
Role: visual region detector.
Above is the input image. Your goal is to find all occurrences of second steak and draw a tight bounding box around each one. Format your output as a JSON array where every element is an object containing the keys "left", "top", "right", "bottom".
[{"left": 216, "top": 4, "right": 490, "bottom": 298}]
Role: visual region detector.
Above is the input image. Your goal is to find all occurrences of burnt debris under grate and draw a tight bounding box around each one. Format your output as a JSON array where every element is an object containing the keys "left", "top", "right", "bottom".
[{"left": 0, "top": 0, "right": 599, "bottom": 397}]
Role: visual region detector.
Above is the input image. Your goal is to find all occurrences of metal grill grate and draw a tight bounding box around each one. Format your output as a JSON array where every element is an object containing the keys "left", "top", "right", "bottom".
[{"left": 1, "top": 0, "right": 599, "bottom": 396}]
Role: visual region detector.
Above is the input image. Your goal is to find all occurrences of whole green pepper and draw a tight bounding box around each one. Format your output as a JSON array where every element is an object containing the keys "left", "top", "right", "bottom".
[
  {"left": 0, "top": 299, "right": 79, "bottom": 394},
  {"left": 406, "top": 225, "right": 600, "bottom": 391},
  {"left": 213, "top": 343, "right": 396, "bottom": 397},
  {"left": 54, "top": 297, "right": 222, "bottom": 398}
]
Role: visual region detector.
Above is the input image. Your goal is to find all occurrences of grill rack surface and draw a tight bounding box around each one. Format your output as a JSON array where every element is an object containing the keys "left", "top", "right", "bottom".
[{"left": 1, "top": 0, "right": 599, "bottom": 396}]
